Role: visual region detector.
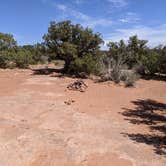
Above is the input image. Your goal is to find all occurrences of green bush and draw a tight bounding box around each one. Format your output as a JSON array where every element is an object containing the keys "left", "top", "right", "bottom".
[
  {"left": 39, "top": 55, "right": 49, "bottom": 64},
  {"left": 141, "top": 50, "right": 158, "bottom": 75},
  {"left": 0, "top": 50, "right": 14, "bottom": 68},
  {"left": 0, "top": 32, "right": 17, "bottom": 51},
  {"left": 53, "top": 60, "right": 65, "bottom": 67},
  {"left": 158, "top": 46, "right": 166, "bottom": 74},
  {"left": 15, "top": 51, "right": 34, "bottom": 68},
  {"left": 68, "top": 54, "right": 100, "bottom": 77},
  {"left": 111, "top": 68, "right": 121, "bottom": 83},
  {"left": 0, "top": 29, "right": 166, "bottom": 81},
  {"left": 0, "top": 55, "right": 8, "bottom": 68},
  {"left": 99, "top": 55, "right": 122, "bottom": 83},
  {"left": 121, "top": 70, "right": 139, "bottom": 87}
]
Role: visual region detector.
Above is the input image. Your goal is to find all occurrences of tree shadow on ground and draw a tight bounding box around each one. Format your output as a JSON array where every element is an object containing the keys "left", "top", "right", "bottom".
[
  {"left": 32, "top": 68, "right": 63, "bottom": 75},
  {"left": 32, "top": 67, "right": 68, "bottom": 79},
  {"left": 32, "top": 67, "right": 88, "bottom": 79},
  {"left": 141, "top": 74, "right": 166, "bottom": 82},
  {"left": 121, "top": 99, "right": 166, "bottom": 155}
]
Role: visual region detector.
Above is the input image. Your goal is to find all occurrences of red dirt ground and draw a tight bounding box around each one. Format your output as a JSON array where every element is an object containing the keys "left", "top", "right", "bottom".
[{"left": 0, "top": 67, "right": 165, "bottom": 166}]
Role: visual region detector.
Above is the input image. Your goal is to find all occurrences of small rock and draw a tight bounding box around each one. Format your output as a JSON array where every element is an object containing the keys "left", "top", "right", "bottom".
[
  {"left": 64, "top": 99, "right": 75, "bottom": 105},
  {"left": 67, "top": 79, "right": 88, "bottom": 92}
]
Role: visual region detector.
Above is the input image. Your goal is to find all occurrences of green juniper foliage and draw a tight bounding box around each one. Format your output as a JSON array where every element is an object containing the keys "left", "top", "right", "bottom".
[
  {"left": 43, "top": 21, "right": 103, "bottom": 75},
  {"left": 0, "top": 21, "right": 165, "bottom": 81}
]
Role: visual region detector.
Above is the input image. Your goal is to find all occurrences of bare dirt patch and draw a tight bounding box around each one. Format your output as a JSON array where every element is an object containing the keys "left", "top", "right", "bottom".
[{"left": 0, "top": 67, "right": 165, "bottom": 166}]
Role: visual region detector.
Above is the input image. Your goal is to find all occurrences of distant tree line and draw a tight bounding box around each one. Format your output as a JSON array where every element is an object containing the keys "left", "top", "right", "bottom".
[{"left": 0, "top": 20, "right": 166, "bottom": 84}]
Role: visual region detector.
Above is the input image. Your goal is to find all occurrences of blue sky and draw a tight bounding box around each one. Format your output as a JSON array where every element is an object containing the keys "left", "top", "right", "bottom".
[{"left": 0, "top": 0, "right": 166, "bottom": 49}]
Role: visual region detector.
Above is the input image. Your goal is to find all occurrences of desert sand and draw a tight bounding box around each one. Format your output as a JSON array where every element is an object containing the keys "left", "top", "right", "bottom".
[{"left": 0, "top": 67, "right": 165, "bottom": 166}]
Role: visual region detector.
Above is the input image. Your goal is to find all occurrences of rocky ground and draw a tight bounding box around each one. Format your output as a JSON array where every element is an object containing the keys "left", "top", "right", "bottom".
[{"left": 0, "top": 66, "right": 165, "bottom": 166}]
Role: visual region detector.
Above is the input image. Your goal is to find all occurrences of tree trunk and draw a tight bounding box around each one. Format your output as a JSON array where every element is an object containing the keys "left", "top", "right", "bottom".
[{"left": 64, "top": 61, "right": 71, "bottom": 73}]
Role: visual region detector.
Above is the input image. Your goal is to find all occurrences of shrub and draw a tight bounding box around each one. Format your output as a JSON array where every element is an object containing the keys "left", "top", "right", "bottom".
[
  {"left": 68, "top": 54, "right": 100, "bottom": 77},
  {"left": 121, "top": 70, "right": 139, "bottom": 87},
  {"left": 14, "top": 50, "right": 34, "bottom": 69},
  {"left": 141, "top": 50, "right": 159, "bottom": 75},
  {"left": 0, "top": 55, "right": 8, "bottom": 68},
  {"left": 157, "top": 46, "right": 166, "bottom": 74},
  {"left": 40, "top": 55, "right": 49, "bottom": 64},
  {"left": 99, "top": 55, "right": 112, "bottom": 81},
  {"left": 133, "top": 64, "right": 146, "bottom": 75},
  {"left": 53, "top": 60, "right": 65, "bottom": 67},
  {"left": 99, "top": 54, "right": 122, "bottom": 83},
  {"left": 100, "top": 55, "right": 123, "bottom": 83},
  {"left": 0, "top": 32, "right": 17, "bottom": 51},
  {"left": 106, "top": 40, "right": 128, "bottom": 83},
  {"left": 0, "top": 50, "right": 14, "bottom": 68},
  {"left": 110, "top": 68, "right": 121, "bottom": 83}
]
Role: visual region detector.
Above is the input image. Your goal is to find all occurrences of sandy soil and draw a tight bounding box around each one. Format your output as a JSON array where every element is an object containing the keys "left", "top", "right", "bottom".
[{"left": 0, "top": 67, "right": 165, "bottom": 166}]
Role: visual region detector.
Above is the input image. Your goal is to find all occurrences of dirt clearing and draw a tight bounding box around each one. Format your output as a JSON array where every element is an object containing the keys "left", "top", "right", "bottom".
[{"left": 0, "top": 68, "right": 165, "bottom": 166}]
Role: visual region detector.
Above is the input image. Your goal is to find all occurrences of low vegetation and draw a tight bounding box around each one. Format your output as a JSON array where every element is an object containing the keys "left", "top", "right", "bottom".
[
  {"left": 0, "top": 21, "right": 165, "bottom": 86},
  {"left": 100, "top": 36, "right": 166, "bottom": 86}
]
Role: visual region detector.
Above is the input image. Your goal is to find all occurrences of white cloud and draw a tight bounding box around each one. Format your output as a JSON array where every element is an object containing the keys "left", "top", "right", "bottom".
[
  {"left": 55, "top": 3, "right": 90, "bottom": 21},
  {"left": 55, "top": 3, "right": 113, "bottom": 28},
  {"left": 74, "top": 0, "right": 85, "bottom": 4},
  {"left": 56, "top": 4, "right": 67, "bottom": 12},
  {"left": 71, "top": 10, "right": 90, "bottom": 20},
  {"left": 107, "top": 0, "right": 127, "bottom": 7},
  {"left": 104, "top": 24, "right": 166, "bottom": 47},
  {"left": 119, "top": 12, "right": 140, "bottom": 23},
  {"left": 83, "top": 18, "right": 113, "bottom": 28}
]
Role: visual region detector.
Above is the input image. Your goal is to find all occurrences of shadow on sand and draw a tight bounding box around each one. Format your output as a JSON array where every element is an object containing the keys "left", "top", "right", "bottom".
[
  {"left": 32, "top": 67, "right": 88, "bottom": 79},
  {"left": 32, "top": 68, "right": 63, "bottom": 75},
  {"left": 121, "top": 99, "right": 166, "bottom": 155},
  {"left": 32, "top": 67, "right": 69, "bottom": 79},
  {"left": 141, "top": 74, "right": 166, "bottom": 82}
]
